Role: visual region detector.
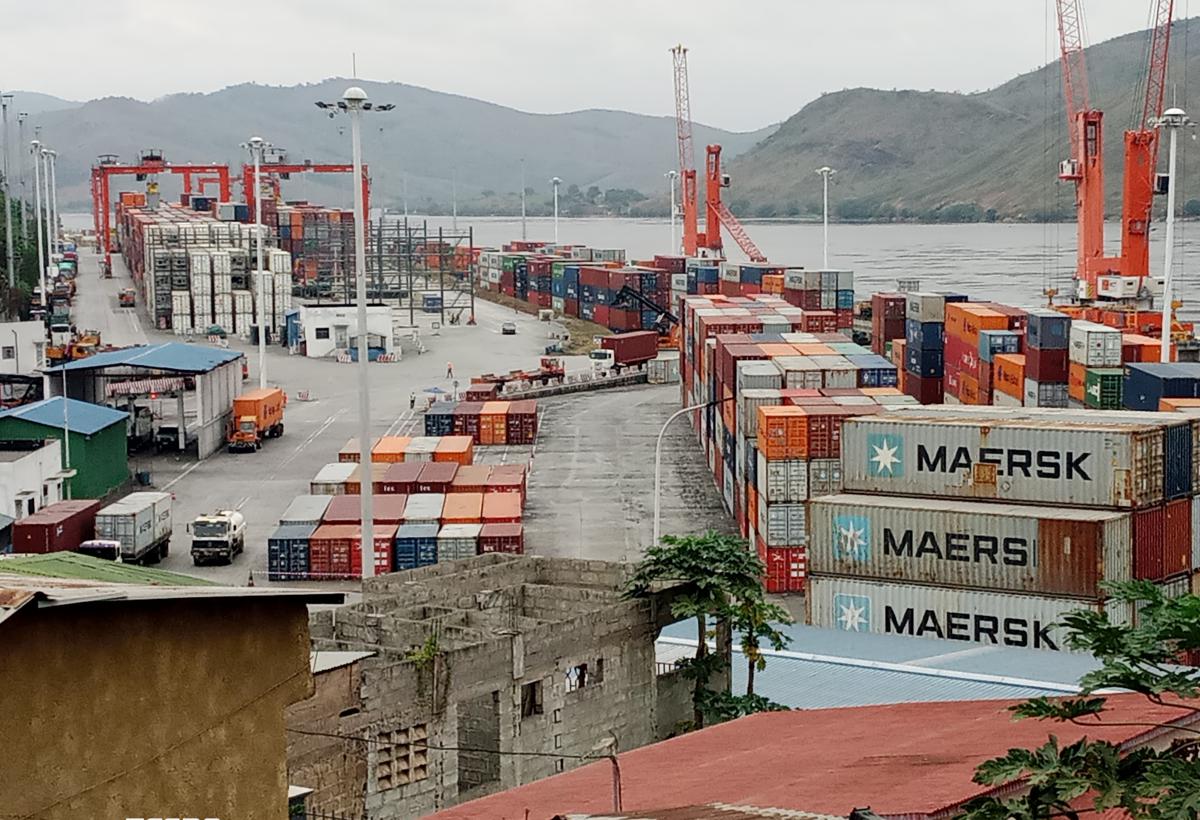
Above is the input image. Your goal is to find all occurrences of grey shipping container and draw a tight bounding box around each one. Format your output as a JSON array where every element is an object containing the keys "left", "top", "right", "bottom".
[
  {"left": 279, "top": 494, "right": 332, "bottom": 526},
  {"left": 808, "top": 494, "right": 1132, "bottom": 598},
  {"left": 95, "top": 491, "right": 173, "bottom": 563},
  {"left": 805, "top": 575, "right": 1130, "bottom": 653},
  {"left": 841, "top": 412, "right": 1166, "bottom": 508}
]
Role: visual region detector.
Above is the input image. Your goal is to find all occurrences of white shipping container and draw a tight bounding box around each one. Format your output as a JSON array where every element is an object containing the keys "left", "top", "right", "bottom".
[
  {"left": 647, "top": 352, "right": 681, "bottom": 385},
  {"left": 905, "top": 292, "right": 945, "bottom": 323},
  {"left": 808, "top": 493, "right": 1132, "bottom": 597},
  {"left": 405, "top": 493, "right": 445, "bottom": 524},
  {"left": 783, "top": 269, "right": 806, "bottom": 290},
  {"left": 806, "top": 575, "right": 1130, "bottom": 652},
  {"left": 993, "top": 389, "right": 1023, "bottom": 408},
  {"left": 738, "top": 388, "right": 782, "bottom": 439},
  {"left": 772, "top": 356, "right": 823, "bottom": 389},
  {"left": 841, "top": 412, "right": 1165, "bottom": 508},
  {"left": 280, "top": 494, "right": 332, "bottom": 526},
  {"left": 310, "top": 462, "right": 356, "bottom": 495},
  {"left": 737, "top": 361, "right": 783, "bottom": 392},
  {"left": 758, "top": 501, "right": 809, "bottom": 546},
  {"left": 1069, "top": 321, "right": 1123, "bottom": 367},
  {"left": 807, "top": 458, "right": 842, "bottom": 497},
  {"left": 756, "top": 453, "right": 809, "bottom": 503},
  {"left": 211, "top": 251, "right": 232, "bottom": 275},
  {"left": 819, "top": 290, "right": 836, "bottom": 310},
  {"left": 95, "top": 491, "right": 173, "bottom": 562}
]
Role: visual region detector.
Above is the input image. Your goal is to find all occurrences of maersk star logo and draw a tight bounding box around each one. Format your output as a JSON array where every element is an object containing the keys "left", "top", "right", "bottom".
[
  {"left": 833, "top": 515, "right": 870, "bottom": 561},
  {"left": 834, "top": 593, "right": 871, "bottom": 632},
  {"left": 866, "top": 433, "right": 903, "bottom": 477}
]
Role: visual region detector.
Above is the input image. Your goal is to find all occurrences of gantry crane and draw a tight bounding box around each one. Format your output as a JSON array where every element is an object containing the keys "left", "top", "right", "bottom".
[
  {"left": 91, "top": 152, "right": 233, "bottom": 274},
  {"left": 671, "top": 45, "right": 767, "bottom": 262},
  {"left": 1056, "top": 0, "right": 1173, "bottom": 301},
  {"left": 240, "top": 158, "right": 370, "bottom": 216}
]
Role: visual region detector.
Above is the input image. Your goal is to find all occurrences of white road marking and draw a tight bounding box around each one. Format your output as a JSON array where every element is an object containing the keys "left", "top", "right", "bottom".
[
  {"left": 161, "top": 459, "right": 204, "bottom": 490},
  {"left": 235, "top": 495, "right": 250, "bottom": 511},
  {"left": 270, "top": 411, "right": 343, "bottom": 478}
]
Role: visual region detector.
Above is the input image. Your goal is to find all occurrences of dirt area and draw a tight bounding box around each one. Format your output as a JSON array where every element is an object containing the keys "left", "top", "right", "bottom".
[{"left": 472, "top": 287, "right": 610, "bottom": 355}]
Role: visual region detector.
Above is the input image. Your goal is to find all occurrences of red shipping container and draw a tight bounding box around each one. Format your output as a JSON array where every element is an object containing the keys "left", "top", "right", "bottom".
[
  {"left": 416, "top": 462, "right": 458, "bottom": 493},
  {"left": 1026, "top": 347, "right": 1070, "bottom": 383},
  {"left": 451, "top": 465, "right": 493, "bottom": 493},
  {"left": 594, "top": 305, "right": 610, "bottom": 327},
  {"left": 563, "top": 298, "right": 580, "bottom": 318},
  {"left": 379, "top": 462, "right": 422, "bottom": 494},
  {"left": 488, "top": 464, "right": 527, "bottom": 503},
  {"left": 1133, "top": 502, "right": 1192, "bottom": 581},
  {"left": 764, "top": 546, "right": 806, "bottom": 593},
  {"left": 801, "top": 290, "right": 821, "bottom": 310},
  {"left": 506, "top": 399, "right": 538, "bottom": 445},
  {"left": 478, "top": 522, "right": 524, "bottom": 553},
  {"left": 11, "top": 500, "right": 101, "bottom": 553},
  {"left": 323, "top": 494, "right": 408, "bottom": 524},
  {"left": 453, "top": 401, "right": 485, "bottom": 438},
  {"left": 904, "top": 373, "right": 944, "bottom": 404}
]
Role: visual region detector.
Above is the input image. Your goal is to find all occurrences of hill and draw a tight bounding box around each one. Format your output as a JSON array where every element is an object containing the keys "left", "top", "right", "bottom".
[
  {"left": 19, "top": 79, "right": 772, "bottom": 212},
  {"left": 729, "top": 16, "right": 1200, "bottom": 220}
]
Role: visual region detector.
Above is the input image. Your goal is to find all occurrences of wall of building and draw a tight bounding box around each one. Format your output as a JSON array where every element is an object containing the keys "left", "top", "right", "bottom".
[
  {"left": 195, "top": 358, "right": 243, "bottom": 458},
  {"left": 0, "top": 320, "right": 47, "bottom": 375},
  {"left": 0, "top": 596, "right": 313, "bottom": 820},
  {"left": 0, "top": 439, "right": 64, "bottom": 518},
  {"left": 0, "top": 418, "right": 128, "bottom": 499},
  {"left": 285, "top": 661, "right": 369, "bottom": 818},
  {"left": 301, "top": 305, "right": 393, "bottom": 358}
]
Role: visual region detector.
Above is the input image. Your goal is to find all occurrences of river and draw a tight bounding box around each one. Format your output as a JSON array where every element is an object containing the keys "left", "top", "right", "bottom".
[{"left": 62, "top": 213, "right": 1197, "bottom": 317}]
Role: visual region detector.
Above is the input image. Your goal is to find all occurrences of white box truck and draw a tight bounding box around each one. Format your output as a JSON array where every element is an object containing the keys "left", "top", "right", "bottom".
[{"left": 94, "top": 491, "right": 174, "bottom": 564}]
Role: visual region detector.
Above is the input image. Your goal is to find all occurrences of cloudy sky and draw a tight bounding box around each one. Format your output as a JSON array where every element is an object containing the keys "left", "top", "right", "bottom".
[{"left": 3, "top": 0, "right": 1170, "bottom": 131}]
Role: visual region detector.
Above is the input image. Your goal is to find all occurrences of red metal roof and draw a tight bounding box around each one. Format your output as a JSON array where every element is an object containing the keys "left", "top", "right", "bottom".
[{"left": 428, "top": 695, "right": 1198, "bottom": 820}]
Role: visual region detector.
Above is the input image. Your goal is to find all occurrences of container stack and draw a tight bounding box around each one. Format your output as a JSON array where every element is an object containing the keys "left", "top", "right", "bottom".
[
  {"left": 944, "top": 300, "right": 1010, "bottom": 405},
  {"left": 1068, "top": 320, "right": 1124, "bottom": 409},
  {"left": 1124, "top": 363, "right": 1200, "bottom": 411},
  {"left": 803, "top": 406, "right": 1200, "bottom": 651},
  {"left": 779, "top": 270, "right": 856, "bottom": 330},
  {"left": 1023, "top": 309, "right": 1070, "bottom": 408},
  {"left": 903, "top": 292, "right": 948, "bottom": 404},
  {"left": 423, "top": 400, "right": 538, "bottom": 446},
  {"left": 871, "top": 292, "right": 907, "bottom": 356},
  {"left": 268, "top": 203, "right": 356, "bottom": 289}
]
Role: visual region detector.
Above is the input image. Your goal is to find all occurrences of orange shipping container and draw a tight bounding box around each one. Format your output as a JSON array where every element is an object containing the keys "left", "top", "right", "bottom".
[
  {"left": 758, "top": 343, "right": 798, "bottom": 358},
  {"left": 434, "top": 435, "right": 475, "bottom": 465},
  {"left": 959, "top": 373, "right": 980, "bottom": 405},
  {"left": 442, "top": 492, "right": 484, "bottom": 524},
  {"left": 1160, "top": 398, "right": 1200, "bottom": 412},
  {"left": 481, "top": 492, "right": 522, "bottom": 524},
  {"left": 993, "top": 353, "right": 1025, "bottom": 400},
  {"left": 479, "top": 401, "right": 510, "bottom": 445},
  {"left": 345, "top": 462, "right": 390, "bottom": 495},
  {"left": 960, "top": 307, "right": 1008, "bottom": 346},
  {"left": 792, "top": 344, "right": 835, "bottom": 356},
  {"left": 451, "top": 465, "right": 492, "bottom": 493},
  {"left": 757, "top": 406, "right": 809, "bottom": 459},
  {"left": 338, "top": 437, "right": 379, "bottom": 463},
  {"left": 372, "top": 435, "right": 411, "bottom": 463},
  {"left": 1068, "top": 362, "right": 1088, "bottom": 403}
]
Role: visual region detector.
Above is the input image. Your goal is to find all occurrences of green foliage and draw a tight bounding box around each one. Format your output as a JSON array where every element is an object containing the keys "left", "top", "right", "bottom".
[
  {"left": 957, "top": 583, "right": 1200, "bottom": 820},
  {"left": 405, "top": 633, "right": 440, "bottom": 671},
  {"left": 697, "top": 689, "right": 789, "bottom": 724}
]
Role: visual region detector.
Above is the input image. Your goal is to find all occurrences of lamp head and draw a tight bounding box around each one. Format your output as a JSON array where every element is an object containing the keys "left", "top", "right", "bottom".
[{"left": 343, "top": 86, "right": 368, "bottom": 105}]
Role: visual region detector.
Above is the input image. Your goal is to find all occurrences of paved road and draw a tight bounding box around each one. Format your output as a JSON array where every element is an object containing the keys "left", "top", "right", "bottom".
[{"left": 72, "top": 249, "right": 149, "bottom": 347}]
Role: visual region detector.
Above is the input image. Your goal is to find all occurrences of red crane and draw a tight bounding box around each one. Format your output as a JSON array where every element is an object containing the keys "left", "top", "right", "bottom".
[
  {"left": 91, "top": 152, "right": 233, "bottom": 274},
  {"left": 1056, "top": 0, "right": 1174, "bottom": 300},
  {"left": 671, "top": 45, "right": 767, "bottom": 262},
  {"left": 240, "top": 160, "right": 370, "bottom": 217}
]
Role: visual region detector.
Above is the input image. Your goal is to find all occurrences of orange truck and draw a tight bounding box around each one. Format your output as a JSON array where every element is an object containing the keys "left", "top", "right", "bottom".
[{"left": 227, "top": 387, "right": 287, "bottom": 453}]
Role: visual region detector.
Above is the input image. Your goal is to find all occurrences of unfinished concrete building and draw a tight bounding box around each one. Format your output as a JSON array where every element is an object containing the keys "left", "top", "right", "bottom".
[{"left": 287, "top": 554, "right": 693, "bottom": 819}]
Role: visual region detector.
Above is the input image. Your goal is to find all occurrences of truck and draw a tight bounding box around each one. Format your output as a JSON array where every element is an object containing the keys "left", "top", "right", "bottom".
[
  {"left": 590, "top": 331, "right": 659, "bottom": 373},
  {"left": 119, "top": 288, "right": 136, "bottom": 308},
  {"left": 227, "top": 387, "right": 286, "bottom": 452},
  {"left": 471, "top": 357, "right": 565, "bottom": 391},
  {"left": 93, "top": 491, "right": 173, "bottom": 564},
  {"left": 155, "top": 422, "right": 197, "bottom": 453},
  {"left": 188, "top": 509, "right": 246, "bottom": 565}
]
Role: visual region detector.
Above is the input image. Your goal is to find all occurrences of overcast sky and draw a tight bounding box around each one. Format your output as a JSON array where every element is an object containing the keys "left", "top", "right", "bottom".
[{"left": 3, "top": 0, "right": 1168, "bottom": 131}]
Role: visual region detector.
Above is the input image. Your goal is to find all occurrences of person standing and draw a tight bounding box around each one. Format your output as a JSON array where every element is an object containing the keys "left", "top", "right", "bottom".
[
  {"left": 409, "top": 391, "right": 416, "bottom": 410},
  {"left": 446, "top": 361, "right": 454, "bottom": 379}
]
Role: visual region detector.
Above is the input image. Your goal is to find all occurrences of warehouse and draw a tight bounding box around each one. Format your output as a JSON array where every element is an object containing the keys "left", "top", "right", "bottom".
[
  {"left": 0, "top": 398, "right": 128, "bottom": 499},
  {"left": 44, "top": 342, "right": 245, "bottom": 459}
]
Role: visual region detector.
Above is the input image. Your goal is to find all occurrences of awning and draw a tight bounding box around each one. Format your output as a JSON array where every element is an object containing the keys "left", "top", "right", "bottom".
[{"left": 105, "top": 377, "right": 186, "bottom": 398}]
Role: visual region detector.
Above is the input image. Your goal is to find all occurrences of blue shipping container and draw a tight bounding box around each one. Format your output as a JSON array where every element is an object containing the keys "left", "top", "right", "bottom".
[
  {"left": 424, "top": 402, "right": 457, "bottom": 436},
  {"left": 941, "top": 292, "right": 969, "bottom": 304},
  {"left": 905, "top": 346, "right": 944, "bottom": 378},
  {"left": 905, "top": 320, "right": 944, "bottom": 350},
  {"left": 268, "top": 523, "right": 316, "bottom": 582},
  {"left": 393, "top": 524, "right": 440, "bottom": 571},
  {"left": 1026, "top": 309, "right": 1071, "bottom": 350},
  {"left": 1165, "top": 422, "right": 1194, "bottom": 500},
  {"left": 695, "top": 266, "right": 719, "bottom": 284},
  {"left": 979, "top": 330, "right": 1021, "bottom": 363},
  {"left": 836, "top": 290, "right": 855, "bottom": 310},
  {"left": 1123, "top": 363, "right": 1200, "bottom": 411}
]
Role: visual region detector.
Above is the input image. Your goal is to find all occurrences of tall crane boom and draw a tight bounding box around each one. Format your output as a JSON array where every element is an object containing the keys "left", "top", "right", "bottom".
[
  {"left": 672, "top": 45, "right": 700, "bottom": 255},
  {"left": 1057, "top": 0, "right": 1091, "bottom": 161}
]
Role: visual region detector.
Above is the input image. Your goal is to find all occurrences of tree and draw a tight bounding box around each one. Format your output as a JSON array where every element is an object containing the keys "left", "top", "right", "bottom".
[
  {"left": 959, "top": 581, "right": 1200, "bottom": 819},
  {"left": 586, "top": 185, "right": 602, "bottom": 205},
  {"left": 567, "top": 183, "right": 581, "bottom": 200},
  {"left": 625, "top": 531, "right": 790, "bottom": 728},
  {"left": 732, "top": 595, "right": 791, "bottom": 696}
]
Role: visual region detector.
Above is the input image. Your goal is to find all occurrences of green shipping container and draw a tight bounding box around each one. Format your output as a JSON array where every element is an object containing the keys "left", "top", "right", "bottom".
[{"left": 1084, "top": 367, "right": 1124, "bottom": 409}]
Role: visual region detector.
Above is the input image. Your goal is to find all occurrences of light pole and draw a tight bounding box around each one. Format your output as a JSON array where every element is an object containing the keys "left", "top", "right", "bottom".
[
  {"left": 1151, "top": 107, "right": 1192, "bottom": 362},
  {"left": 30, "top": 141, "right": 45, "bottom": 308},
  {"left": 653, "top": 397, "right": 734, "bottom": 547},
  {"left": 40, "top": 149, "right": 52, "bottom": 268},
  {"left": 1, "top": 94, "right": 13, "bottom": 287},
  {"left": 316, "top": 87, "right": 394, "bottom": 580},
  {"left": 520, "top": 157, "right": 527, "bottom": 241},
  {"left": 815, "top": 166, "right": 836, "bottom": 268},
  {"left": 551, "top": 177, "right": 561, "bottom": 244},
  {"left": 46, "top": 149, "right": 59, "bottom": 254},
  {"left": 16, "top": 113, "right": 26, "bottom": 240},
  {"left": 243, "top": 136, "right": 270, "bottom": 388},
  {"left": 452, "top": 168, "right": 458, "bottom": 232},
  {"left": 666, "top": 170, "right": 678, "bottom": 254}
]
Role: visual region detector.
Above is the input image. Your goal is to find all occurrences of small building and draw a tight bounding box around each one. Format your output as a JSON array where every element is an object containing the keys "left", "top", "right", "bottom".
[
  {"left": 0, "top": 320, "right": 47, "bottom": 375},
  {"left": 0, "top": 399, "right": 127, "bottom": 499},
  {"left": 289, "top": 554, "right": 694, "bottom": 819},
  {"left": 430, "top": 694, "right": 1200, "bottom": 819},
  {"left": 0, "top": 553, "right": 344, "bottom": 819},
  {"left": 300, "top": 304, "right": 395, "bottom": 359},
  {"left": 0, "top": 438, "right": 67, "bottom": 520}
]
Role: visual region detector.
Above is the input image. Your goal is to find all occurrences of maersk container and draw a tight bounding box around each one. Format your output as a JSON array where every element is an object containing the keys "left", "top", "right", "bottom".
[
  {"left": 805, "top": 575, "right": 1130, "bottom": 652},
  {"left": 279, "top": 494, "right": 332, "bottom": 526},
  {"left": 808, "top": 493, "right": 1132, "bottom": 598},
  {"left": 841, "top": 413, "right": 1166, "bottom": 508},
  {"left": 736, "top": 360, "right": 783, "bottom": 392}
]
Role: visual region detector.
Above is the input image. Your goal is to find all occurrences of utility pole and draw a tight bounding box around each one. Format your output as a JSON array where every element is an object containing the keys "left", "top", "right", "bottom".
[
  {"left": 2, "top": 94, "right": 14, "bottom": 287},
  {"left": 16, "top": 113, "right": 26, "bottom": 240},
  {"left": 1152, "top": 108, "right": 1192, "bottom": 362},
  {"left": 30, "top": 141, "right": 45, "bottom": 308},
  {"left": 47, "top": 150, "right": 59, "bottom": 254},
  {"left": 451, "top": 168, "right": 458, "bottom": 232},
  {"left": 520, "top": 158, "right": 527, "bottom": 241},
  {"left": 403, "top": 171, "right": 408, "bottom": 218},
  {"left": 551, "top": 177, "right": 561, "bottom": 244},
  {"left": 244, "top": 136, "right": 269, "bottom": 388},
  {"left": 666, "top": 170, "right": 678, "bottom": 254},
  {"left": 468, "top": 226, "right": 475, "bottom": 325},
  {"left": 815, "top": 166, "right": 835, "bottom": 268}
]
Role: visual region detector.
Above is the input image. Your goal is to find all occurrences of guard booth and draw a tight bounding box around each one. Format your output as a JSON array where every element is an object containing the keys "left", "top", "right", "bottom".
[{"left": 43, "top": 342, "right": 246, "bottom": 459}]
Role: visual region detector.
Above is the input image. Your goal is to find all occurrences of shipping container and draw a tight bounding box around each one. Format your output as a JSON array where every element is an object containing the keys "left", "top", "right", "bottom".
[
  {"left": 11, "top": 500, "right": 101, "bottom": 554},
  {"left": 437, "top": 523, "right": 482, "bottom": 562},
  {"left": 478, "top": 522, "right": 524, "bottom": 554},
  {"left": 321, "top": 494, "right": 408, "bottom": 525},
  {"left": 279, "top": 494, "right": 331, "bottom": 526},
  {"left": 371, "top": 435, "right": 412, "bottom": 463},
  {"left": 267, "top": 523, "right": 315, "bottom": 582},
  {"left": 441, "top": 492, "right": 484, "bottom": 524},
  {"left": 841, "top": 411, "right": 1167, "bottom": 508},
  {"left": 404, "top": 493, "right": 445, "bottom": 525},
  {"left": 1132, "top": 500, "right": 1192, "bottom": 581},
  {"left": 94, "top": 492, "right": 173, "bottom": 563},
  {"left": 482, "top": 492, "right": 522, "bottom": 523},
  {"left": 416, "top": 461, "right": 459, "bottom": 494},
  {"left": 808, "top": 494, "right": 1131, "bottom": 597},
  {"left": 393, "top": 523, "right": 439, "bottom": 570},
  {"left": 310, "top": 462, "right": 357, "bottom": 495},
  {"left": 450, "top": 465, "right": 493, "bottom": 494},
  {"left": 379, "top": 462, "right": 422, "bottom": 495},
  {"left": 806, "top": 575, "right": 1129, "bottom": 652}
]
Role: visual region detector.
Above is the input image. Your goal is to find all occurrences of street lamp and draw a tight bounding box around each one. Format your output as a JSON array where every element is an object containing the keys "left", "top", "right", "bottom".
[
  {"left": 1150, "top": 107, "right": 1193, "bottom": 362},
  {"left": 46, "top": 149, "right": 59, "bottom": 254},
  {"left": 665, "top": 170, "right": 678, "bottom": 254},
  {"left": 16, "top": 113, "right": 26, "bottom": 239},
  {"left": 316, "top": 86, "right": 394, "bottom": 580},
  {"left": 520, "top": 157, "right": 527, "bottom": 241},
  {"left": 815, "top": 166, "right": 836, "bottom": 268},
  {"left": 652, "top": 396, "right": 734, "bottom": 547},
  {"left": 452, "top": 168, "right": 458, "bottom": 232},
  {"left": 29, "top": 140, "right": 45, "bottom": 308},
  {"left": 2, "top": 95, "right": 14, "bottom": 287},
  {"left": 551, "top": 177, "right": 561, "bottom": 244},
  {"left": 242, "top": 136, "right": 270, "bottom": 388}
]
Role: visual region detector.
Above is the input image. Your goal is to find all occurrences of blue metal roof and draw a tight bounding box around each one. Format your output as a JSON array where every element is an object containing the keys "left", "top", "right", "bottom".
[
  {"left": 658, "top": 620, "right": 1101, "bottom": 709},
  {"left": 0, "top": 397, "right": 129, "bottom": 435},
  {"left": 45, "top": 343, "right": 243, "bottom": 374}
]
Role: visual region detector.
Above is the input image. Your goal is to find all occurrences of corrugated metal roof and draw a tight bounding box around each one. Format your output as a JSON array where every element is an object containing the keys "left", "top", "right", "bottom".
[
  {"left": 0, "top": 397, "right": 128, "bottom": 435},
  {"left": 311, "top": 650, "right": 375, "bottom": 674},
  {"left": 0, "top": 552, "right": 216, "bottom": 586},
  {"left": 555, "top": 805, "right": 841, "bottom": 820},
  {"left": 45, "top": 342, "right": 243, "bottom": 374},
  {"left": 658, "top": 620, "right": 1100, "bottom": 709}
]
